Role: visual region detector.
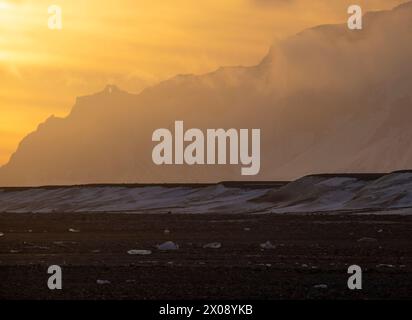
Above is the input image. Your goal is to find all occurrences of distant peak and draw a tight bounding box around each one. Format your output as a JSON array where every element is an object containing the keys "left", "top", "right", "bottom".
[
  {"left": 394, "top": 0, "right": 412, "bottom": 11},
  {"left": 103, "top": 84, "right": 120, "bottom": 94}
]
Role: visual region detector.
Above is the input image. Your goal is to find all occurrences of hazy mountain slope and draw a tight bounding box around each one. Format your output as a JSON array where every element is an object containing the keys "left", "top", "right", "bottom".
[{"left": 1, "top": 2, "right": 412, "bottom": 186}]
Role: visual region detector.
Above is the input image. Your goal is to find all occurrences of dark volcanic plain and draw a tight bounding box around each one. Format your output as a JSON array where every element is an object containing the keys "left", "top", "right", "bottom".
[{"left": 0, "top": 212, "right": 411, "bottom": 300}]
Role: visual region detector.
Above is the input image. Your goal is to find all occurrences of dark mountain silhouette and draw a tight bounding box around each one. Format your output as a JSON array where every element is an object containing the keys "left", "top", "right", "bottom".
[{"left": 1, "top": 2, "right": 412, "bottom": 186}]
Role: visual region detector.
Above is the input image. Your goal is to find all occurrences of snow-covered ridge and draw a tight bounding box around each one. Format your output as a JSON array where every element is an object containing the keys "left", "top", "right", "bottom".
[
  {"left": 262, "top": 172, "right": 412, "bottom": 213},
  {"left": 0, "top": 172, "right": 411, "bottom": 214},
  {"left": 0, "top": 182, "right": 280, "bottom": 214}
]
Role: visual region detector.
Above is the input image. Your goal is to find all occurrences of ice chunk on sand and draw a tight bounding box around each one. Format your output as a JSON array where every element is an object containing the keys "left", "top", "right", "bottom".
[
  {"left": 376, "top": 264, "right": 395, "bottom": 268},
  {"left": 313, "top": 284, "right": 328, "bottom": 289},
  {"left": 68, "top": 228, "right": 80, "bottom": 233},
  {"left": 0, "top": 232, "right": 4, "bottom": 237},
  {"left": 127, "top": 249, "right": 152, "bottom": 255},
  {"left": 156, "top": 241, "right": 179, "bottom": 251},
  {"left": 357, "top": 237, "right": 377, "bottom": 242},
  {"left": 260, "top": 241, "right": 276, "bottom": 249},
  {"left": 203, "top": 242, "right": 222, "bottom": 249}
]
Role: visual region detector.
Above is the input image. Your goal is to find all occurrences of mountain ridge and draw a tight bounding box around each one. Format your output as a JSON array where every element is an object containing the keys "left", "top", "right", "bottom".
[{"left": 1, "top": 1, "right": 412, "bottom": 186}]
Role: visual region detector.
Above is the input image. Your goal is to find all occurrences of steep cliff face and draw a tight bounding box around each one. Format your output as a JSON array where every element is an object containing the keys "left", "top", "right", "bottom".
[{"left": 1, "top": 2, "right": 412, "bottom": 186}]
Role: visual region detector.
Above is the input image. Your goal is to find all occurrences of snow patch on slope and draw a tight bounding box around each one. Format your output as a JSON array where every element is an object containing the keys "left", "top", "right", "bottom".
[
  {"left": 0, "top": 184, "right": 273, "bottom": 214},
  {"left": 1, "top": 172, "right": 412, "bottom": 214}
]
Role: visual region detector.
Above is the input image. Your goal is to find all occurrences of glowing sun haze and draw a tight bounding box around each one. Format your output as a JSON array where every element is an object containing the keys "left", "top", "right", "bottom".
[{"left": 0, "top": 0, "right": 406, "bottom": 165}]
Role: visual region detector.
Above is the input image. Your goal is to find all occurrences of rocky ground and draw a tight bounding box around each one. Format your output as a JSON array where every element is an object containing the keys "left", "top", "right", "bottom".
[{"left": 0, "top": 212, "right": 411, "bottom": 300}]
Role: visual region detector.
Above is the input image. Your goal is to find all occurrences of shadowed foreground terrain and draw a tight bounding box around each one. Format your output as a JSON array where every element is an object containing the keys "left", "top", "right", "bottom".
[{"left": 0, "top": 212, "right": 411, "bottom": 300}]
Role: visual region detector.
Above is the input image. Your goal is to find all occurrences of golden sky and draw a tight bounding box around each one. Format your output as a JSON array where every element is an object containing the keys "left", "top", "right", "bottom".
[{"left": 0, "top": 0, "right": 406, "bottom": 165}]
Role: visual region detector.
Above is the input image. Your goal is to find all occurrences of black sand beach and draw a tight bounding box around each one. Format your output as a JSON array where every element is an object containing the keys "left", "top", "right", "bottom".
[{"left": 0, "top": 212, "right": 411, "bottom": 300}]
